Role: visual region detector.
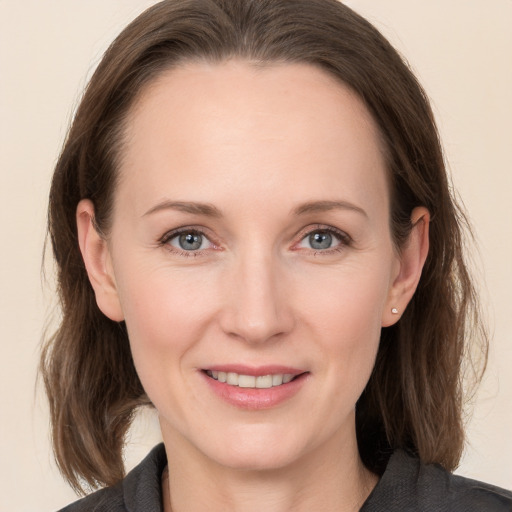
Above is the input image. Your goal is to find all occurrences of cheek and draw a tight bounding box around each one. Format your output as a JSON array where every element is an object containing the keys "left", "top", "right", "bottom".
[
  {"left": 114, "top": 263, "right": 219, "bottom": 371},
  {"left": 300, "top": 262, "right": 390, "bottom": 339},
  {"left": 298, "top": 264, "right": 390, "bottom": 387}
]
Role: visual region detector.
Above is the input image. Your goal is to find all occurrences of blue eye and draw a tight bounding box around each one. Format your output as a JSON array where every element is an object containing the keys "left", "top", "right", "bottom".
[
  {"left": 167, "top": 231, "right": 212, "bottom": 251},
  {"left": 309, "top": 231, "right": 334, "bottom": 250},
  {"left": 298, "top": 228, "right": 347, "bottom": 251}
]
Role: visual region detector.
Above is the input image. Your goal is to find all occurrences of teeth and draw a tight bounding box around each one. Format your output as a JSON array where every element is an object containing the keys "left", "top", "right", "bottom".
[
  {"left": 256, "top": 375, "right": 273, "bottom": 388},
  {"left": 238, "top": 375, "right": 256, "bottom": 388},
  {"left": 226, "top": 372, "right": 238, "bottom": 385},
  {"left": 207, "top": 371, "right": 297, "bottom": 388},
  {"left": 272, "top": 374, "right": 283, "bottom": 386}
]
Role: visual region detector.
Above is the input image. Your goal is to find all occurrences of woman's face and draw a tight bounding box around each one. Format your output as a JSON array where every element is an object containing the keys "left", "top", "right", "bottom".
[{"left": 89, "top": 61, "right": 410, "bottom": 470}]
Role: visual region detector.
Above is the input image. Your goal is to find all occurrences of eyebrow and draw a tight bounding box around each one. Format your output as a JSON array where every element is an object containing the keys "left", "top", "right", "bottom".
[
  {"left": 293, "top": 200, "right": 368, "bottom": 218},
  {"left": 142, "top": 199, "right": 367, "bottom": 219},
  {"left": 142, "top": 200, "right": 222, "bottom": 218}
]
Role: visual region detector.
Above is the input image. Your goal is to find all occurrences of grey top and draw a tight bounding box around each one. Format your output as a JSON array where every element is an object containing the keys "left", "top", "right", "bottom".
[{"left": 59, "top": 444, "right": 512, "bottom": 511}]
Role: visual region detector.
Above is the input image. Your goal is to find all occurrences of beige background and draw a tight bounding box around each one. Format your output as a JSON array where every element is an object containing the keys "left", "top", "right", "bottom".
[{"left": 1, "top": 0, "right": 511, "bottom": 510}]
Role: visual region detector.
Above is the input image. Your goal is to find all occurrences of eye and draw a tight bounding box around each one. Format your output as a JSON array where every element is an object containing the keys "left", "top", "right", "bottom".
[
  {"left": 165, "top": 230, "right": 213, "bottom": 252},
  {"left": 306, "top": 231, "right": 335, "bottom": 250},
  {"left": 297, "top": 227, "right": 349, "bottom": 252}
]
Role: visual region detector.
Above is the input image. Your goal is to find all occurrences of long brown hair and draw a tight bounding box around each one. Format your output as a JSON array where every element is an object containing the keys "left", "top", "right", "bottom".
[{"left": 41, "top": 0, "right": 487, "bottom": 493}]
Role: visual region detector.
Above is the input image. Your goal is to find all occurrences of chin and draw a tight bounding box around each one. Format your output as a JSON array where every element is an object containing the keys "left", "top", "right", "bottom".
[
  {"left": 200, "top": 426, "right": 309, "bottom": 472},
  {"left": 215, "top": 447, "right": 300, "bottom": 473}
]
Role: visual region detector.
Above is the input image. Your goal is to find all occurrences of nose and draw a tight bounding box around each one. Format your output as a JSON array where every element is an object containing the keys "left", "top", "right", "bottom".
[{"left": 218, "top": 247, "right": 294, "bottom": 344}]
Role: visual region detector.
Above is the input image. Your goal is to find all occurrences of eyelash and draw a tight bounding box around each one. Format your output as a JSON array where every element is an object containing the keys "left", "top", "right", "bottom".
[
  {"left": 159, "top": 224, "right": 352, "bottom": 257},
  {"left": 159, "top": 227, "right": 216, "bottom": 258},
  {"left": 294, "top": 224, "right": 352, "bottom": 255}
]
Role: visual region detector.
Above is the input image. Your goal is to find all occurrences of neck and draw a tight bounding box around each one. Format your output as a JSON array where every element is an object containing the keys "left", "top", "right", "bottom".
[{"left": 161, "top": 422, "right": 378, "bottom": 512}]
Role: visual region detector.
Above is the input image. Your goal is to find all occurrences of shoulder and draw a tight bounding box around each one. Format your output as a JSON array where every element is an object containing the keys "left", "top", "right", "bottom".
[
  {"left": 57, "top": 444, "right": 167, "bottom": 512},
  {"left": 58, "top": 483, "right": 125, "bottom": 512},
  {"left": 362, "top": 449, "right": 512, "bottom": 512}
]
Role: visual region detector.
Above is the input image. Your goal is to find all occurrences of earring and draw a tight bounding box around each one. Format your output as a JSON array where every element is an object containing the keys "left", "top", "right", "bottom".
[{"left": 391, "top": 307, "right": 399, "bottom": 314}]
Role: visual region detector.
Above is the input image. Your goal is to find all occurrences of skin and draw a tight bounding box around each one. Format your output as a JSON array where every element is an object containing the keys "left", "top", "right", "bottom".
[{"left": 77, "top": 60, "right": 429, "bottom": 512}]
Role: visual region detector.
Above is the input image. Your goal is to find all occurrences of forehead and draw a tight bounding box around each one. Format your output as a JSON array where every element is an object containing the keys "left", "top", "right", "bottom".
[
  {"left": 117, "top": 59, "right": 388, "bottom": 217},
  {"left": 127, "top": 59, "right": 380, "bottom": 147}
]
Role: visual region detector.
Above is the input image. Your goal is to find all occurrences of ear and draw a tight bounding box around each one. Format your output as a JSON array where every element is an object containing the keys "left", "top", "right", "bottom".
[
  {"left": 381, "top": 207, "right": 430, "bottom": 327},
  {"left": 76, "top": 199, "right": 124, "bottom": 322}
]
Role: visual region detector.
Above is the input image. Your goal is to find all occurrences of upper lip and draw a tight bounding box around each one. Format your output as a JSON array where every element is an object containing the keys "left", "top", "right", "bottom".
[{"left": 202, "top": 364, "right": 306, "bottom": 377}]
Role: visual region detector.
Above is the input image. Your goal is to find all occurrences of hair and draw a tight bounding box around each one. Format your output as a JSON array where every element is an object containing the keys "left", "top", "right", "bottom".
[{"left": 41, "top": 0, "right": 487, "bottom": 494}]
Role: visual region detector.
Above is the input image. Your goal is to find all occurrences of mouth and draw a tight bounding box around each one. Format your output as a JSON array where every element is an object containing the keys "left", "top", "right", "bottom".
[
  {"left": 201, "top": 366, "right": 309, "bottom": 409},
  {"left": 204, "top": 370, "right": 301, "bottom": 389}
]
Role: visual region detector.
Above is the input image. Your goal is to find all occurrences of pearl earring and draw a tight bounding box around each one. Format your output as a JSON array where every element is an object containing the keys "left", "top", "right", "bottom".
[{"left": 391, "top": 307, "right": 399, "bottom": 314}]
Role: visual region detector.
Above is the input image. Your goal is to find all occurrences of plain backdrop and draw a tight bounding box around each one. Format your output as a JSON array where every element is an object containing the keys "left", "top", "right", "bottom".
[{"left": 0, "top": 1, "right": 511, "bottom": 510}]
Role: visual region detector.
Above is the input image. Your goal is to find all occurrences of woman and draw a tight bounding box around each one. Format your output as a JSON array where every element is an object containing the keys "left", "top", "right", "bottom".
[{"left": 40, "top": 0, "right": 512, "bottom": 510}]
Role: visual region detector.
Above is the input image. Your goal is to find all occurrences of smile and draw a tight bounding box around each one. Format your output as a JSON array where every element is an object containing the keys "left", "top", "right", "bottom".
[
  {"left": 205, "top": 370, "right": 296, "bottom": 388},
  {"left": 202, "top": 366, "right": 309, "bottom": 409}
]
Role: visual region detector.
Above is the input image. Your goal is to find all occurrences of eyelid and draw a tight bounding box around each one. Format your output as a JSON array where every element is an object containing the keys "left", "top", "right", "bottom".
[
  {"left": 160, "top": 226, "right": 207, "bottom": 244},
  {"left": 159, "top": 226, "right": 220, "bottom": 255},
  {"left": 158, "top": 224, "right": 351, "bottom": 256},
  {"left": 293, "top": 224, "right": 352, "bottom": 251}
]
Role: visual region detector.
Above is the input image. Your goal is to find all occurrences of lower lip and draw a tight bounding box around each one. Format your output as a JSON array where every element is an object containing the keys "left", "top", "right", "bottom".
[{"left": 201, "top": 372, "right": 309, "bottom": 410}]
